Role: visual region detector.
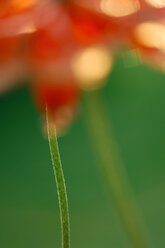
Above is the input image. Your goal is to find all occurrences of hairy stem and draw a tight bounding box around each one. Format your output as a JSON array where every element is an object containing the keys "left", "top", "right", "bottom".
[
  {"left": 85, "top": 91, "right": 152, "bottom": 248},
  {"left": 46, "top": 109, "right": 70, "bottom": 248}
]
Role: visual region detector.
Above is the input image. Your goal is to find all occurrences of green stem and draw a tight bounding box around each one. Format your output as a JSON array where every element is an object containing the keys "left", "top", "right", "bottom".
[
  {"left": 85, "top": 91, "right": 152, "bottom": 248},
  {"left": 46, "top": 109, "right": 70, "bottom": 248}
]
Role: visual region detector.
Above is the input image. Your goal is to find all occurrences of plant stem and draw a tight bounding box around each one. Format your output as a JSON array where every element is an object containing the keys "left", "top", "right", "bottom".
[
  {"left": 46, "top": 109, "right": 70, "bottom": 248},
  {"left": 85, "top": 91, "right": 152, "bottom": 248}
]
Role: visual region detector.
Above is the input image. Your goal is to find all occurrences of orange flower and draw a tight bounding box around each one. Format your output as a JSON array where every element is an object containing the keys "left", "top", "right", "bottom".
[{"left": 0, "top": 0, "right": 165, "bottom": 133}]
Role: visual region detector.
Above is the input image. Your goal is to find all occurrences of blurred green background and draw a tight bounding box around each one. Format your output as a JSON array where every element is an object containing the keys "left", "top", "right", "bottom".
[{"left": 0, "top": 56, "right": 165, "bottom": 248}]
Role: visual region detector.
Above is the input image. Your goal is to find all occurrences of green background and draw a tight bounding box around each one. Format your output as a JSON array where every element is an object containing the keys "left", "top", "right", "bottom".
[{"left": 0, "top": 56, "right": 165, "bottom": 248}]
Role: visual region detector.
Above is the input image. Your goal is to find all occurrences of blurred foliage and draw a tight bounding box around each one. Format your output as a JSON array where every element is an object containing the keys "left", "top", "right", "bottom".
[{"left": 0, "top": 56, "right": 165, "bottom": 248}]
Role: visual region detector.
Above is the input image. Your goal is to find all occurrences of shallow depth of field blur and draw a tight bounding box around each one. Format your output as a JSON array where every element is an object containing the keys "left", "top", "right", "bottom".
[
  {"left": 0, "top": 55, "right": 165, "bottom": 248},
  {"left": 1, "top": 1, "right": 165, "bottom": 248}
]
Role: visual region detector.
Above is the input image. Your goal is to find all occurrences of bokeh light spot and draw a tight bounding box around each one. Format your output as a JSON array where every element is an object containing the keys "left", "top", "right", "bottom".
[
  {"left": 71, "top": 46, "right": 113, "bottom": 90},
  {"left": 145, "top": 0, "right": 165, "bottom": 8},
  {"left": 100, "top": 0, "right": 140, "bottom": 17},
  {"left": 134, "top": 22, "right": 165, "bottom": 52}
]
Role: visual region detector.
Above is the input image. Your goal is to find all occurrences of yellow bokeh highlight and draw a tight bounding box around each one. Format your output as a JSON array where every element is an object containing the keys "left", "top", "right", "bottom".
[
  {"left": 71, "top": 46, "right": 113, "bottom": 90},
  {"left": 100, "top": 0, "right": 140, "bottom": 17},
  {"left": 145, "top": 0, "right": 165, "bottom": 8},
  {"left": 134, "top": 22, "right": 165, "bottom": 52}
]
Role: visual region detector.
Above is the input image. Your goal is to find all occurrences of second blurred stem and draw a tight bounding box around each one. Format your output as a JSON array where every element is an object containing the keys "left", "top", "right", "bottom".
[{"left": 85, "top": 91, "right": 151, "bottom": 248}]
